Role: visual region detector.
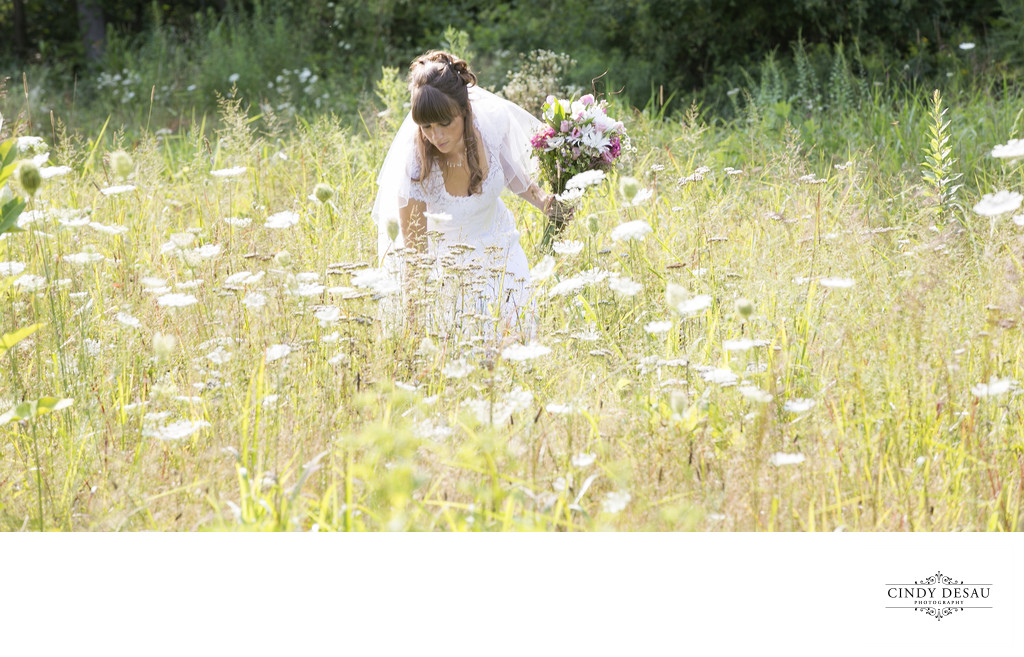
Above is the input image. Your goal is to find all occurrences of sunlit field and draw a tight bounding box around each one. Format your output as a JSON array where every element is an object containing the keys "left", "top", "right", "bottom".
[{"left": 2, "top": 75, "right": 1023, "bottom": 532}]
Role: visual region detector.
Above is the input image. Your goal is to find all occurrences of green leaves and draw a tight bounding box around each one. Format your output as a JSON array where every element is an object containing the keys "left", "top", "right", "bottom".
[
  {"left": 0, "top": 324, "right": 43, "bottom": 359},
  {"left": 0, "top": 397, "right": 74, "bottom": 427},
  {"left": 0, "top": 138, "right": 28, "bottom": 234},
  {"left": 1, "top": 197, "right": 27, "bottom": 235},
  {"left": 0, "top": 138, "right": 19, "bottom": 185}
]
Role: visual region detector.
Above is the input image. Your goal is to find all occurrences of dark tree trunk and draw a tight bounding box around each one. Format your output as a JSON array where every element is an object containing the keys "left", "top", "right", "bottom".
[
  {"left": 12, "top": 0, "right": 27, "bottom": 56},
  {"left": 76, "top": 0, "right": 107, "bottom": 61}
]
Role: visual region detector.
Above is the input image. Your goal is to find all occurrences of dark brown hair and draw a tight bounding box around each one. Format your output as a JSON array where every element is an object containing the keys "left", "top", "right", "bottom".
[{"left": 409, "top": 51, "right": 483, "bottom": 195}]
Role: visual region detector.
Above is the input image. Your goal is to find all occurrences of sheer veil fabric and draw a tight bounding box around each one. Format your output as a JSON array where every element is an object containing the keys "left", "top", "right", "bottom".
[{"left": 371, "top": 85, "right": 543, "bottom": 339}]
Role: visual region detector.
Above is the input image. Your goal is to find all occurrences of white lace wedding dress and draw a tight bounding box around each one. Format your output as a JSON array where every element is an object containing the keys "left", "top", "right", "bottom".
[{"left": 372, "top": 87, "right": 541, "bottom": 339}]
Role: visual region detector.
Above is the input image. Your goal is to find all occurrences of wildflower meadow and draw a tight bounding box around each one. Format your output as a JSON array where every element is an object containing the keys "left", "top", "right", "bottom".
[{"left": 2, "top": 55, "right": 1024, "bottom": 533}]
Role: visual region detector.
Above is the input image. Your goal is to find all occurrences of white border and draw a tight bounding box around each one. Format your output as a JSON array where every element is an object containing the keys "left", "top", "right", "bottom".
[{"left": 3, "top": 533, "right": 1019, "bottom": 655}]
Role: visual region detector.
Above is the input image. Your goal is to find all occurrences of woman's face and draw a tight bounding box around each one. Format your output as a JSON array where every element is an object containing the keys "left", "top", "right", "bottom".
[{"left": 418, "top": 114, "right": 465, "bottom": 155}]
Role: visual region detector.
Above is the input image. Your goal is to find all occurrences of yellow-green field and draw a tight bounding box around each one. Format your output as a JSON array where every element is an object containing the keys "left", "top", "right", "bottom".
[{"left": 2, "top": 84, "right": 1023, "bottom": 531}]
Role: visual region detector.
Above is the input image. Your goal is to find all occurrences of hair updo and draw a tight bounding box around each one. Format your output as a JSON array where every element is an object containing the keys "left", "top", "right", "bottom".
[{"left": 408, "top": 51, "right": 483, "bottom": 195}]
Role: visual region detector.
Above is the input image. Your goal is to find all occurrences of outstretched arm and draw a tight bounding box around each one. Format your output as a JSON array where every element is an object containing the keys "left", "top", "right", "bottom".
[
  {"left": 399, "top": 198, "right": 427, "bottom": 252},
  {"left": 517, "top": 181, "right": 554, "bottom": 214}
]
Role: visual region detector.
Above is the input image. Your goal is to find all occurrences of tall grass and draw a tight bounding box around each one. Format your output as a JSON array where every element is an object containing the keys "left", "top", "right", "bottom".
[{"left": 1, "top": 66, "right": 1023, "bottom": 531}]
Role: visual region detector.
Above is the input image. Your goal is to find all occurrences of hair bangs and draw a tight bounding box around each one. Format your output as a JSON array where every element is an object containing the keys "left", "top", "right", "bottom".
[{"left": 411, "top": 85, "right": 461, "bottom": 125}]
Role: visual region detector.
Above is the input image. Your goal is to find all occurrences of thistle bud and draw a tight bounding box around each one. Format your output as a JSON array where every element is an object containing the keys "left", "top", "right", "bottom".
[
  {"left": 386, "top": 218, "right": 400, "bottom": 242},
  {"left": 619, "top": 176, "right": 640, "bottom": 203},
  {"left": 313, "top": 183, "right": 334, "bottom": 203},
  {"left": 735, "top": 297, "right": 754, "bottom": 319},
  {"left": 587, "top": 213, "right": 599, "bottom": 235},
  {"left": 109, "top": 150, "right": 134, "bottom": 180},
  {"left": 274, "top": 250, "right": 292, "bottom": 267},
  {"left": 18, "top": 162, "right": 41, "bottom": 196}
]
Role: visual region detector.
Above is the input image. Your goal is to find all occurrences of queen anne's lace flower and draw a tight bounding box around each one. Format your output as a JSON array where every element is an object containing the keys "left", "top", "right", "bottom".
[
  {"left": 992, "top": 139, "right": 1024, "bottom": 160},
  {"left": 769, "top": 452, "right": 805, "bottom": 466},
  {"left": 973, "top": 190, "right": 1023, "bottom": 217},
  {"left": 609, "top": 220, "right": 652, "bottom": 242}
]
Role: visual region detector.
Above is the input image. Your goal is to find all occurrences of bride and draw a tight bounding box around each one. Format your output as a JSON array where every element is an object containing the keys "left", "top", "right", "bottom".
[{"left": 372, "top": 50, "right": 554, "bottom": 342}]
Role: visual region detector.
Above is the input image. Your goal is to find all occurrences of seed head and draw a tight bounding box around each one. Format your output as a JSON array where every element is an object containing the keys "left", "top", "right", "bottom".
[
  {"left": 386, "top": 218, "right": 400, "bottom": 242},
  {"left": 314, "top": 183, "right": 334, "bottom": 203},
  {"left": 619, "top": 176, "right": 641, "bottom": 202},
  {"left": 108, "top": 150, "right": 134, "bottom": 179},
  {"left": 18, "top": 162, "right": 41, "bottom": 196},
  {"left": 735, "top": 297, "right": 754, "bottom": 319},
  {"left": 274, "top": 250, "right": 292, "bottom": 267},
  {"left": 153, "top": 332, "right": 177, "bottom": 360},
  {"left": 587, "top": 213, "right": 599, "bottom": 235}
]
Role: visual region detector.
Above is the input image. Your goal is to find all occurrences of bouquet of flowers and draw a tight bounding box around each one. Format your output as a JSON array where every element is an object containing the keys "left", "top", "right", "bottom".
[{"left": 531, "top": 93, "right": 629, "bottom": 246}]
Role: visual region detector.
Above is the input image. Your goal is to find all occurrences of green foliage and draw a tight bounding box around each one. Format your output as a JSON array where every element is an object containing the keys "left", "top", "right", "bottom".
[
  {"left": 501, "top": 50, "right": 578, "bottom": 116},
  {"left": 0, "top": 138, "right": 27, "bottom": 234},
  {"left": 2, "top": 0, "right": 1012, "bottom": 121},
  {"left": 921, "top": 89, "right": 964, "bottom": 221},
  {"left": 0, "top": 323, "right": 43, "bottom": 360}
]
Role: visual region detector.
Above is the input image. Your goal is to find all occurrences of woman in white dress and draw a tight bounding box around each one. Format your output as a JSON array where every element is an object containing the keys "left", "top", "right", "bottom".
[{"left": 372, "top": 50, "right": 554, "bottom": 342}]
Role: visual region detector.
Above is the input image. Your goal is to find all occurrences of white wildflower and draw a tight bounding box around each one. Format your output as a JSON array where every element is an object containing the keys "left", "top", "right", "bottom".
[
  {"left": 675, "top": 294, "right": 712, "bottom": 317},
  {"left": 265, "top": 344, "right": 292, "bottom": 362},
  {"left": 546, "top": 403, "right": 573, "bottom": 415},
  {"left": 738, "top": 386, "right": 773, "bottom": 403},
  {"left": 609, "top": 220, "right": 652, "bottom": 242},
  {"left": 188, "top": 244, "right": 222, "bottom": 259},
  {"left": 206, "top": 346, "right": 232, "bottom": 364},
  {"left": 143, "top": 419, "right": 211, "bottom": 441},
  {"left": 211, "top": 167, "right": 247, "bottom": 178},
  {"left": 819, "top": 277, "right": 855, "bottom": 289},
  {"left": 264, "top": 210, "right": 300, "bottom": 228},
  {"left": 442, "top": 359, "right": 474, "bottom": 379},
  {"left": 992, "top": 139, "right": 1024, "bottom": 160},
  {"left": 0, "top": 261, "right": 26, "bottom": 276},
  {"left": 531, "top": 255, "right": 556, "bottom": 282},
  {"left": 548, "top": 268, "right": 609, "bottom": 297},
  {"left": 14, "top": 274, "right": 47, "bottom": 291},
  {"left": 501, "top": 341, "right": 552, "bottom": 362},
  {"left": 555, "top": 187, "right": 585, "bottom": 204},
  {"left": 571, "top": 452, "right": 595, "bottom": 467},
  {"left": 973, "top": 190, "right": 1023, "bottom": 217},
  {"left": 242, "top": 292, "right": 267, "bottom": 309},
  {"left": 602, "top": 491, "right": 631, "bottom": 514},
  {"left": 769, "top": 452, "right": 805, "bottom": 466},
  {"left": 702, "top": 368, "right": 738, "bottom": 386},
  {"left": 566, "top": 169, "right": 606, "bottom": 190},
  {"left": 40, "top": 166, "right": 72, "bottom": 179},
  {"left": 313, "top": 306, "right": 341, "bottom": 324},
  {"left": 115, "top": 312, "right": 141, "bottom": 328},
  {"left": 783, "top": 398, "right": 815, "bottom": 413},
  {"left": 157, "top": 293, "right": 198, "bottom": 308},
  {"left": 723, "top": 338, "right": 769, "bottom": 351},
  {"left": 959, "top": 42, "right": 975, "bottom": 50},
  {"left": 223, "top": 216, "right": 252, "bottom": 227},
  {"left": 552, "top": 240, "right": 584, "bottom": 255},
  {"left": 971, "top": 377, "right": 1013, "bottom": 398},
  {"left": 224, "top": 271, "right": 265, "bottom": 286},
  {"left": 99, "top": 184, "right": 136, "bottom": 196},
  {"left": 608, "top": 275, "right": 642, "bottom": 298},
  {"left": 644, "top": 320, "right": 673, "bottom": 335}
]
